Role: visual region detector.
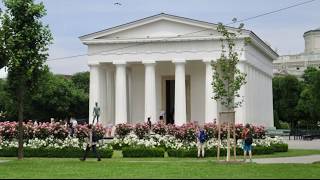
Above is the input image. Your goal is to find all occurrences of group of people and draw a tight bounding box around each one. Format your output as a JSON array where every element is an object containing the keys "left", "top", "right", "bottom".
[
  {"left": 81, "top": 102, "right": 254, "bottom": 162},
  {"left": 79, "top": 123, "right": 253, "bottom": 162},
  {"left": 196, "top": 123, "right": 253, "bottom": 162}
]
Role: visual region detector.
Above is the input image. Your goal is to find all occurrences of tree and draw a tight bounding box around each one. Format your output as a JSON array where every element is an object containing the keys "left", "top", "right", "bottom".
[
  {"left": 71, "top": 71, "right": 89, "bottom": 94},
  {"left": 296, "top": 87, "right": 316, "bottom": 129},
  {"left": 272, "top": 76, "right": 282, "bottom": 128},
  {"left": 302, "top": 67, "right": 318, "bottom": 85},
  {"left": 211, "top": 22, "right": 248, "bottom": 111},
  {"left": 0, "top": 0, "right": 52, "bottom": 159},
  {"left": 211, "top": 21, "right": 248, "bottom": 161},
  {"left": 272, "top": 75, "right": 301, "bottom": 129},
  {"left": 30, "top": 72, "right": 89, "bottom": 120}
]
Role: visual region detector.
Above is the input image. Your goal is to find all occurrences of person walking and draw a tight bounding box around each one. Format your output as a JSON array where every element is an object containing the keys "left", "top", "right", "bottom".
[
  {"left": 242, "top": 124, "right": 253, "bottom": 162},
  {"left": 80, "top": 124, "right": 101, "bottom": 161},
  {"left": 197, "top": 126, "right": 207, "bottom": 158}
]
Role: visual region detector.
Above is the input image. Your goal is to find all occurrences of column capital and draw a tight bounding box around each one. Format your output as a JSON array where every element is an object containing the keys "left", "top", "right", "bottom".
[
  {"left": 142, "top": 60, "right": 156, "bottom": 64},
  {"left": 202, "top": 59, "right": 214, "bottom": 63},
  {"left": 172, "top": 59, "right": 186, "bottom": 64},
  {"left": 88, "top": 63, "right": 100, "bottom": 67},
  {"left": 113, "top": 61, "right": 127, "bottom": 65}
]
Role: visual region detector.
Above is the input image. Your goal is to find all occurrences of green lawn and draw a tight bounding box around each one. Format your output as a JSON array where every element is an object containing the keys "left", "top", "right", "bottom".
[
  {"left": 112, "top": 149, "right": 320, "bottom": 159},
  {"left": 1, "top": 149, "right": 320, "bottom": 179},
  {"left": 0, "top": 158, "right": 320, "bottom": 179}
]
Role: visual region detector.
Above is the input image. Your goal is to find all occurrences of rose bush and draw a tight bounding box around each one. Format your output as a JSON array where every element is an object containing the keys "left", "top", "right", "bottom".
[
  {"left": 152, "top": 122, "right": 167, "bottom": 135},
  {"left": 115, "top": 123, "right": 133, "bottom": 138},
  {"left": 134, "top": 123, "right": 149, "bottom": 139}
]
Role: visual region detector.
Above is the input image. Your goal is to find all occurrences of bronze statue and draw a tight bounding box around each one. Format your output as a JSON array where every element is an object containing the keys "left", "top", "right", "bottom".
[{"left": 92, "top": 102, "right": 101, "bottom": 124}]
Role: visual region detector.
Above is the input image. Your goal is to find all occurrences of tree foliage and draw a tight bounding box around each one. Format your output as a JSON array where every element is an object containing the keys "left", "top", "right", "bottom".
[
  {"left": 71, "top": 71, "right": 89, "bottom": 94},
  {"left": 272, "top": 75, "right": 301, "bottom": 128},
  {"left": 0, "top": 0, "right": 52, "bottom": 159},
  {"left": 273, "top": 67, "right": 320, "bottom": 129},
  {"left": 211, "top": 22, "right": 248, "bottom": 111},
  {"left": 0, "top": 72, "right": 89, "bottom": 121}
]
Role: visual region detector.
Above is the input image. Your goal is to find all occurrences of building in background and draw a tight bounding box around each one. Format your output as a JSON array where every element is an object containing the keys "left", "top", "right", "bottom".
[
  {"left": 0, "top": 67, "right": 8, "bottom": 79},
  {"left": 274, "top": 28, "right": 320, "bottom": 77}
]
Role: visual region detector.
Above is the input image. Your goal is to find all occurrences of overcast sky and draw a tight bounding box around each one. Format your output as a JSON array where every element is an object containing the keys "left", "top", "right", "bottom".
[{"left": 1, "top": 0, "right": 320, "bottom": 75}]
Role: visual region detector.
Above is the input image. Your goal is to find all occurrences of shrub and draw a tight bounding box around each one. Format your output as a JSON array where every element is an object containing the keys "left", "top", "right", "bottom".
[
  {"left": 204, "top": 123, "right": 217, "bottom": 139},
  {"left": 152, "top": 122, "right": 167, "bottom": 135},
  {"left": 271, "top": 143, "right": 288, "bottom": 152},
  {"left": 205, "top": 148, "right": 243, "bottom": 157},
  {"left": 0, "top": 121, "right": 17, "bottom": 140},
  {"left": 167, "top": 148, "right": 198, "bottom": 157},
  {"left": 115, "top": 124, "right": 133, "bottom": 138},
  {"left": 34, "top": 123, "right": 51, "bottom": 139},
  {"left": 122, "top": 146, "right": 165, "bottom": 157},
  {"left": 168, "top": 146, "right": 276, "bottom": 158},
  {"left": 51, "top": 123, "right": 69, "bottom": 140},
  {"left": 134, "top": 123, "right": 149, "bottom": 139},
  {"left": 0, "top": 147, "right": 113, "bottom": 158},
  {"left": 251, "top": 126, "right": 266, "bottom": 139},
  {"left": 279, "top": 121, "right": 290, "bottom": 129},
  {"left": 94, "top": 124, "right": 106, "bottom": 139},
  {"left": 22, "top": 121, "right": 35, "bottom": 140},
  {"left": 252, "top": 146, "right": 274, "bottom": 155},
  {"left": 181, "top": 123, "right": 197, "bottom": 142},
  {"left": 75, "top": 124, "right": 88, "bottom": 140}
]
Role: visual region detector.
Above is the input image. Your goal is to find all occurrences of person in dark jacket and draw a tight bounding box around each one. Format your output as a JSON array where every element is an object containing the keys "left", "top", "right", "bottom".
[
  {"left": 242, "top": 124, "right": 253, "bottom": 162},
  {"left": 80, "top": 124, "right": 101, "bottom": 161}
]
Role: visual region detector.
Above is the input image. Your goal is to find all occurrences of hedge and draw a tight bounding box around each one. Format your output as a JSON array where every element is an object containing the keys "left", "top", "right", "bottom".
[
  {"left": 168, "top": 146, "right": 275, "bottom": 158},
  {"left": 122, "top": 147, "right": 165, "bottom": 157},
  {"left": 0, "top": 147, "right": 113, "bottom": 158},
  {"left": 167, "top": 148, "right": 198, "bottom": 157},
  {"left": 271, "top": 143, "right": 288, "bottom": 152}
]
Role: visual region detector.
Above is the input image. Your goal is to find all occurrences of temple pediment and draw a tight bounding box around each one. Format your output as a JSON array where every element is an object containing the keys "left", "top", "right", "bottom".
[{"left": 80, "top": 13, "right": 245, "bottom": 43}]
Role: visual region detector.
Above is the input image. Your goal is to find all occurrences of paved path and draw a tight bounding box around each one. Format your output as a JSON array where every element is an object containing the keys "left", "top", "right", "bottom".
[
  {"left": 253, "top": 155, "right": 320, "bottom": 164},
  {"left": 0, "top": 160, "right": 10, "bottom": 163},
  {"left": 282, "top": 137, "right": 320, "bottom": 150}
]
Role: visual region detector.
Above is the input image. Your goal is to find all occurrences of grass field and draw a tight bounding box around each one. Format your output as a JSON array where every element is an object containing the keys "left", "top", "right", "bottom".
[
  {"left": 0, "top": 149, "right": 320, "bottom": 179},
  {"left": 112, "top": 149, "right": 320, "bottom": 159}
]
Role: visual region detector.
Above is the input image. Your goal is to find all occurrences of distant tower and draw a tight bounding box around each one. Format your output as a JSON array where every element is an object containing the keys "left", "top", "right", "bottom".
[{"left": 303, "top": 27, "right": 320, "bottom": 53}]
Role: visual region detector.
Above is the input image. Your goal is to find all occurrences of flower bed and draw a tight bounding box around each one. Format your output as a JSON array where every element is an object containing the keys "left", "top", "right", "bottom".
[
  {"left": 0, "top": 121, "right": 112, "bottom": 158},
  {"left": 0, "top": 137, "right": 113, "bottom": 158},
  {"left": 110, "top": 132, "right": 287, "bottom": 157},
  {"left": 0, "top": 121, "right": 287, "bottom": 158},
  {"left": 0, "top": 121, "right": 106, "bottom": 141},
  {"left": 114, "top": 122, "right": 266, "bottom": 141}
]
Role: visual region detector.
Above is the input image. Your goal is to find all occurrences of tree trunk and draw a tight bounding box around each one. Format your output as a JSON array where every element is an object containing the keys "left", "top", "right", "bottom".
[
  {"left": 233, "top": 123, "right": 236, "bottom": 161},
  {"left": 226, "top": 122, "right": 230, "bottom": 162},
  {"left": 217, "top": 123, "right": 221, "bottom": 161},
  {"left": 18, "top": 87, "right": 24, "bottom": 160}
]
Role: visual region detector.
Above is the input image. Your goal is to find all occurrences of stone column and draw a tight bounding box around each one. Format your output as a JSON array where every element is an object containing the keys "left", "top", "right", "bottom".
[
  {"left": 114, "top": 62, "right": 127, "bottom": 124},
  {"left": 89, "top": 64, "right": 100, "bottom": 124},
  {"left": 204, "top": 59, "right": 218, "bottom": 123},
  {"left": 98, "top": 66, "right": 107, "bottom": 126},
  {"left": 106, "top": 67, "right": 115, "bottom": 125},
  {"left": 173, "top": 60, "right": 186, "bottom": 126},
  {"left": 235, "top": 62, "right": 246, "bottom": 125},
  {"left": 143, "top": 61, "right": 157, "bottom": 123}
]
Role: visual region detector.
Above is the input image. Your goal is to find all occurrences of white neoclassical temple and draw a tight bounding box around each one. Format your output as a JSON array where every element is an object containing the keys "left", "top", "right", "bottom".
[{"left": 80, "top": 13, "right": 278, "bottom": 128}]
